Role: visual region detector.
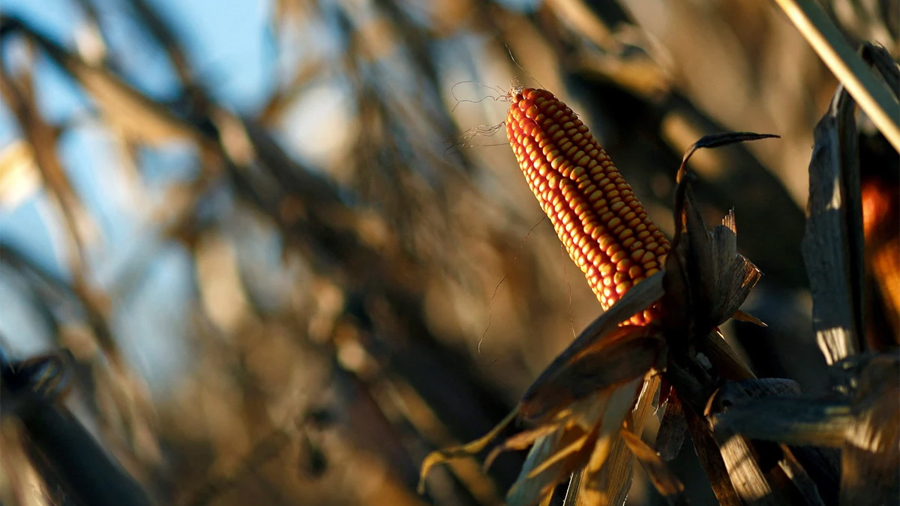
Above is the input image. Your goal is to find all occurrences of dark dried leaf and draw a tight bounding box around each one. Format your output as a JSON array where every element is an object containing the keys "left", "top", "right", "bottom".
[
  {"left": 699, "top": 330, "right": 757, "bottom": 381},
  {"left": 802, "top": 87, "right": 866, "bottom": 364},
  {"left": 664, "top": 136, "right": 772, "bottom": 342},
  {"left": 620, "top": 430, "right": 687, "bottom": 505},
  {"left": 520, "top": 331, "right": 663, "bottom": 423},
  {"left": 709, "top": 211, "right": 762, "bottom": 326},
  {"left": 713, "top": 398, "right": 852, "bottom": 448},
  {"left": 519, "top": 271, "right": 665, "bottom": 423},
  {"left": 732, "top": 309, "right": 768, "bottom": 327},
  {"left": 684, "top": 404, "right": 743, "bottom": 506},
  {"left": 841, "top": 353, "right": 900, "bottom": 506},
  {"left": 656, "top": 394, "right": 688, "bottom": 462},
  {"left": 860, "top": 43, "right": 900, "bottom": 101},
  {"left": 677, "top": 132, "right": 781, "bottom": 183},
  {"left": 713, "top": 378, "right": 803, "bottom": 405},
  {"left": 709, "top": 379, "right": 837, "bottom": 506},
  {"left": 506, "top": 418, "right": 597, "bottom": 506}
]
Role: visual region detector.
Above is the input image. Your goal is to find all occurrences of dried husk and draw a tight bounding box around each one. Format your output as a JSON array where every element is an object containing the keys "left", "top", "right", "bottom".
[
  {"left": 620, "top": 429, "right": 687, "bottom": 505},
  {"left": 663, "top": 134, "right": 768, "bottom": 340},
  {"left": 655, "top": 394, "right": 688, "bottom": 462},
  {"left": 802, "top": 86, "right": 865, "bottom": 364},
  {"left": 840, "top": 353, "right": 900, "bottom": 506},
  {"left": 419, "top": 271, "right": 666, "bottom": 504}
]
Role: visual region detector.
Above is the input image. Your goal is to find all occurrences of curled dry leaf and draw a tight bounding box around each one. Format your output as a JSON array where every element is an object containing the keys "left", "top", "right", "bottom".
[
  {"left": 417, "top": 408, "right": 518, "bottom": 494},
  {"left": 660, "top": 132, "right": 776, "bottom": 349},
  {"left": 662, "top": 181, "right": 764, "bottom": 340}
]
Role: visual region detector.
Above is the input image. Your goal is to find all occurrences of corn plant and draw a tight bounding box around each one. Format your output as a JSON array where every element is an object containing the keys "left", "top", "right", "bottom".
[
  {"left": 421, "top": 64, "right": 898, "bottom": 505},
  {"left": 0, "top": 1, "right": 896, "bottom": 505}
]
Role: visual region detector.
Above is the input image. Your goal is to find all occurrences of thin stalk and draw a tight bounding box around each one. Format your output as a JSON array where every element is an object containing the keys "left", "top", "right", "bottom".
[{"left": 771, "top": 0, "right": 900, "bottom": 152}]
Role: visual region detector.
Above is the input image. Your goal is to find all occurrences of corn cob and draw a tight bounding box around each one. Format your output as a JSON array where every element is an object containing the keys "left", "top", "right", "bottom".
[{"left": 506, "top": 87, "right": 669, "bottom": 324}]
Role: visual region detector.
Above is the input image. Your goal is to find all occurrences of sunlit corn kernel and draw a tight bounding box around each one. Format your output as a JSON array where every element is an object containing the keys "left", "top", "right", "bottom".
[{"left": 506, "top": 88, "right": 670, "bottom": 321}]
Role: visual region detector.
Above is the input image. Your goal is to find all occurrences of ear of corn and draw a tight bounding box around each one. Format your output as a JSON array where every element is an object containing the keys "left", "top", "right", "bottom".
[{"left": 506, "top": 87, "right": 669, "bottom": 324}]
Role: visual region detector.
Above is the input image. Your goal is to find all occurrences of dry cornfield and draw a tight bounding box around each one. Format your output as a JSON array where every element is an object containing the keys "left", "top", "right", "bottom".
[{"left": 0, "top": 1, "right": 897, "bottom": 506}]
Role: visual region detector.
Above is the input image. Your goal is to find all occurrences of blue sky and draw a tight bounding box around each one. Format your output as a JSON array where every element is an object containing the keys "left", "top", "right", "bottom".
[
  {"left": 0, "top": 0, "right": 273, "bottom": 266},
  {"left": 0, "top": 0, "right": 276, "bottom": 391}
]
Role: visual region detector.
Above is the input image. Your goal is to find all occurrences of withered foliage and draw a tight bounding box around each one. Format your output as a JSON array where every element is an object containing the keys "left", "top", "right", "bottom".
[
  {"left": 421, "top": 132, "right": 772, "bottom": 506},
  {"left": 0, "top": 2, "right": 897, "bottom": 506},
  {"left": 420, "top": 45, "right": 900, "bottom": 506}
]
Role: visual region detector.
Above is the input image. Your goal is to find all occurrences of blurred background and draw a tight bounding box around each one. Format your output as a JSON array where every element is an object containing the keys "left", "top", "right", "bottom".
[{"left": 0, "top": 0, "right": 896, "bottom": 505}]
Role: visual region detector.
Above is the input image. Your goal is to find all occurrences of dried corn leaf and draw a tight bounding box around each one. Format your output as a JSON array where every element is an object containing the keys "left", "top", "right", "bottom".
[
  {"left": 656, "top": 394, "right": 687, "bottom": 462},
  {"left": 665, "top": 187, "right": 761, "bottom": 335},
  {"left": 1, "top": 18, "right": 200, "bottom": 144},
  {"left": 717, "top": 433, "right": 784, "bottom": 506},
  {"left": 709, "top": 379, "right": 836, "bottom": 506},
  {"left": 484, "top": 424, "right": 562, "bottom": 470},
  {"left": 562, "top": 376, "right": 662, "bottom": 506},
  {"left": 632, "top": 375, "right": 661, "bottom": 437},
  {"left": 699, "top": 330, "right": 757, "bottom": 381},
  {"left": 559, "top": 387, "right": 619, "bottom": 433},
  {"left": 705, "top": 385, "right": 791, "bottom": 506},
  {"left": 595, "top": 375, "right": 662, "bottom": 506},
  {"left": 519, "top": 330, "right": 664, "bottom": 423},
  {"left": 841, "top": 353, "right": 900, "bottom": 506},
  {"left": 507, "top": 407, "right": 599, "bottom": 506},
  {"left": 714, "top": 398, "right": 852, "bottom": 448},
  {"left": 507, "top": 387, "right": 623, "bottom": 506},
  {"left": 417, "top": 408, "right": 518, "bottom": 493},
  {"left": 620, "top": 430, "right": 687, "bottom": 504},
  {"left": 569, "top": 378, "right": 644, "bottom": 506},
  {"left": 585, "top": 434, "right": 631, "bottom": 506},
  {"left": 860, "top": 44, "right": 899, "bottom": 100},
  {"left": 709, "top": 211, "right": 762, "bottom": 326},
  {"left": 731, "top": 309, "right": 768, "bottom": 327},
  {"left": 677, "top": 133, "right": 782, "bottom": 184},
  {"left": 802, "top": 87, "right": 865, "bottom": 364},
  {"left": 520, "top": 271, "right": 664, "bottom": 423},
  {"left": 684, "top": 404, "right": 743, "bottom": 506},
  {"left": 663, "top": 133, "right": 773, "bottom": 339}
]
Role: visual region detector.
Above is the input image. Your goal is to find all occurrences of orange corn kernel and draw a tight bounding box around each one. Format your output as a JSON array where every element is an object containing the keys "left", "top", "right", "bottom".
[{"left": 506, "top": 88, "right": 669, "bottom": 324}]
